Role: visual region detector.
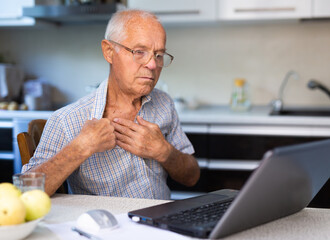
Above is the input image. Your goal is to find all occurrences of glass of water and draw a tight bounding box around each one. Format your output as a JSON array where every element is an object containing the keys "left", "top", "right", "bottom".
[{"left": 13, "top": 172, "right": 46, "bottom": 192}]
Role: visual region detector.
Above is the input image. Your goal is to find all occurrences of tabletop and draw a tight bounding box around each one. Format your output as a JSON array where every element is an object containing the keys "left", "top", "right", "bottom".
[{"left": 26, "top": 193, "right": 330, "bottom": 240}]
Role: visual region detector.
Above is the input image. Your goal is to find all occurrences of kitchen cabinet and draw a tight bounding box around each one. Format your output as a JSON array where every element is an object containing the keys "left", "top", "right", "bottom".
[
  {"left": 0, "top": 0, "right": 37, "bottom": 26},
  {"left": 0, "top": 121, "right": 14, "bottom": 183},
  {"left": 170, "top": 122, "right": 330, "bottom": 207},
  {"left": 312, "top": 0, "right": 330, "bottom": 17},
  {"left": 169, "top": 106, "right": 330, "bottom": 207},
  {"left": 217, "top": 0, "right": 312, "bottom": 20},
  {"left": 169, "top": 122, "right": 328, "bottom": 192},
  {"left": 126, "top": 0, "right": 217, "bottom": 23},
  {"left": 1, "top": 0, "right": 327, "bottom": 27},
  {"left": 0, "top": 111, "right": 53, "bottom": 182}
]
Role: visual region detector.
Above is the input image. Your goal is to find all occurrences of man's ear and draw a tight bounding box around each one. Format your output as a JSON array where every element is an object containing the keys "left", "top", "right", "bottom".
[{"left": 101, "top": 39, "right": 113, "bottom": 64}]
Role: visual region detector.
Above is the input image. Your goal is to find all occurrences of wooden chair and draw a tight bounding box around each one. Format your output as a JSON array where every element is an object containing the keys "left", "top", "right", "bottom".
[{"left": 17, "top": 119, "right": 67, "bottom": 194}]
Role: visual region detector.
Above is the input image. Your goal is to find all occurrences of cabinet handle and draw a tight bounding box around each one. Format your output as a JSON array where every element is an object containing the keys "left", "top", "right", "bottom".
[
  {"left": 0, "top": 121, "right": 14, "bottom": 128},
  {"left": 208, "top": 159, "right": 259, "bottom": 171},
  {"left": 0, "top": 151, "right": 15, "bottom": 160},
  {"left": 196, "top": 158, "right": 208, "bottom": 169},
  {"left": 234, "top": 7, "right": 296, "bottom": 13},
  {"left": 153, "top": 10, "right": 200, "bottom": 16},
  {"left": 208, "top": 125, "right": 318, "bottom": 136},
  {"left": 182, "top": 125, "right": 208, "bottom": 133},
  {"left": 196, "top": 158, "right": 259, "bottom": 171}
]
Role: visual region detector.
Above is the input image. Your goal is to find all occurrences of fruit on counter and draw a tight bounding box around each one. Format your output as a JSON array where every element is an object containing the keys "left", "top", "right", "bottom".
[
  {"left": 0, "top": 101, "right": 28, "bottom": 110},
  {"left": 19, "top": 103, "right": 28, "bottom": 110},
  {"left": 0, "top": 102, "right": 8, "bottom": 110},
  {"left": 0, "top": 183, "right": 25, "bottom": 226},
  {"left": 0, "top": 182, "right": 22, "bottom": 198},
  {"left": 0, "top": 183, "right": 51, "bottom": 225},
  {"left": 20, "top": 190, "right": 51, "bottom": 221},
  {"left": 7, "top": 101, "right": 19, "bottom": 110},
  {"left": 0, "top": 196, "right": 26, "bottom": 225}
]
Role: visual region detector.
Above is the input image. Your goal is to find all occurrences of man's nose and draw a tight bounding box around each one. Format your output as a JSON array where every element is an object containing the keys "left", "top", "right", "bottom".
[{"left": 144, "top": 55, "right": 158, "bottom": 69}]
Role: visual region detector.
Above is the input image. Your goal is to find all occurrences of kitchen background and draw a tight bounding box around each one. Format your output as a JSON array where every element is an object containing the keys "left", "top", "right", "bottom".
[
  {"left": 1, "top": 1, "right": 330, "bottom": 205},
  {"left": 1, "top": 17, "right": 330, "bottom": 109}
]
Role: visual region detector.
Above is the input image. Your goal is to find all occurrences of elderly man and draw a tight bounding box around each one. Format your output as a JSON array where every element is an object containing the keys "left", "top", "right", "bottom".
[{"left": 22, "top": 9, "right": 200, "bottom": 200}]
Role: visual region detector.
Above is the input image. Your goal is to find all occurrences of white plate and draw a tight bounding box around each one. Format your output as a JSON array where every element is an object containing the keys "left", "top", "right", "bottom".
[{"left": 0, "top": 218, "right": 43, "bottom": 240}]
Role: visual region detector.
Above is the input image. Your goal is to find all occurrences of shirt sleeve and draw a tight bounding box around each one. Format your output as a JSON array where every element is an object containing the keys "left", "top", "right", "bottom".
[
  {"left": 166, "top": 99, "right": 195, "bottom": 155},
  {"left": 21, "top": 113, "right": 68, "bottom": 173}
]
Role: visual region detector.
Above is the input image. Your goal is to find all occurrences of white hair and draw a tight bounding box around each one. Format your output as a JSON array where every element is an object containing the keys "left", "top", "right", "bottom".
[{"left": 104, "top": 9, "right": 161, "bottom": 42}]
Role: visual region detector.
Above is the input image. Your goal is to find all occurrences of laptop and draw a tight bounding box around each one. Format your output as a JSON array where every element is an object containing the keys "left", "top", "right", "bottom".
[{"left": 128, "top": 139, "right": 330, "bottom": 239}]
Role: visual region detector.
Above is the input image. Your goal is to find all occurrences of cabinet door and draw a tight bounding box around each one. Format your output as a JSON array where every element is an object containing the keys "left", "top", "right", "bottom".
[
  {"left": 127, "top": 0, "right": 217, "bottom": 23},
  {"left": 312, "top": 0, "right": 330, "bottom": 17},
  {"left": 182, "top": 124, "right": 209, "bottom": 168},
  {"left": 217, "top": 0, "right": 312, "bottom": 20},
  {"left": 0, "top": 0, "right": 35, "bottom": 18},
  {"left": 0, "top": 124, "right": 14, "bottom": 183},
  {"left": 0, "top": 0, "right": 35, "bottom": 26}
]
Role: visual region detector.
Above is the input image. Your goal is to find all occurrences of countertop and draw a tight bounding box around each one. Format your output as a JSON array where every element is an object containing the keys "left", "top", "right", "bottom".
[
  {"left": 0, "top": 110, "right": 53, "bottom": 120},
  {"left": 178, "top": 105, "right": 330, "bottom": 127},
  {"left": 26, "top": 194, "right": 330, "bottom": 240},
  {"left": 1, "top": 105, "right": 330, "bottom": 127}
]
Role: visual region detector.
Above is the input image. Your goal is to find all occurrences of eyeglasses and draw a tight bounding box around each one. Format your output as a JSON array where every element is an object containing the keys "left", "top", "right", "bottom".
[{"left": 108, "top": 39, "right": 174, "bottom": 68}]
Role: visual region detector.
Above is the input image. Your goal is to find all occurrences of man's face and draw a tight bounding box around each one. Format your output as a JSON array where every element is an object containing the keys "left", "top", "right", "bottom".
[{"left": 110, "top": 17, "right": 166, "bottom": 98}]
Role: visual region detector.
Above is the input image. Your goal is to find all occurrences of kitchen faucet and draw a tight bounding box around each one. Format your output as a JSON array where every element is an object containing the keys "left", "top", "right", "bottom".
[
  {"left": 307, "top": 79, "right": 330, "bottom": 98},
  {"left": 271, "top": 70, "right": 299, "bottom": 112}
]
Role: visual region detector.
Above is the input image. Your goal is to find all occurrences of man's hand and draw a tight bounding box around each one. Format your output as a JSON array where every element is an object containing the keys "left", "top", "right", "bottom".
[
  {"left": 112, "top": 116, "right": 171, "bottom": 163},
  {"left": 77, "top": 118, "right": 116, "bottom": 157},
  {"left": 113, "top": 116, "right": 200, "bottom": 187}
]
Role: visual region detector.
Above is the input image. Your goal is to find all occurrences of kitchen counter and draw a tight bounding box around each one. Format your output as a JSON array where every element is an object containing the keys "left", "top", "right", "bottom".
[
  {"left": 178, "top": 105, "right": 330, "bottom": 127},
  {"left": 1, "top": 106, "right": 330, "bottom": 127},
  {"left": 0, "top": 110, "right": 53, "bottom": 121},
  {"left": 2, "top": 106, "right": 330, "bottom": 138}
]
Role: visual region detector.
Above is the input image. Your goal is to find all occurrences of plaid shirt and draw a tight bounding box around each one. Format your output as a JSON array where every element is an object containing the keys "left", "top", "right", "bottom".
[{"left": 22, "top": 79, "right": 194, "bottom": 199}]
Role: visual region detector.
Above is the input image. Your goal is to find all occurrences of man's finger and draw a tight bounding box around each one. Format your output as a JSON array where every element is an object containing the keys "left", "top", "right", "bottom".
[
  {"left": 114, "top": 130, "right": 132, "bottom": 144},
  {"left": 113, "top": 118, "right": 139, "bottom": 131},
  {"left": 136, "top": 116, "right": 148, "bottom": 126},
  {"left": 112, "top": 121, "right": 138, "bottom": 136},
  {"left": 137, "top": 116, "right": 158, "bottom": 131},
  {"left": 116, "top": 140, "right": 132, "bottom": 153}
]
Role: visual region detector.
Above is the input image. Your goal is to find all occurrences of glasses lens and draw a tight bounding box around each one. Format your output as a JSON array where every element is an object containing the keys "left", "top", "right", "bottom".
[
  {"left": 133, "top": 50, "right": 148, "bottom": 63},
  {"left": 133, "top": 51, "right": 173, "bottom": 67},
  {"left": 162, "top": 54, "right": 172, "bottom": 67}
]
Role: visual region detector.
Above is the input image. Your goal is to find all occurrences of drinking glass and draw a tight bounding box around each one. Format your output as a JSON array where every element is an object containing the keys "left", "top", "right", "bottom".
[{"left": 13, "top": 172, "right": 45, "bottom": 192}]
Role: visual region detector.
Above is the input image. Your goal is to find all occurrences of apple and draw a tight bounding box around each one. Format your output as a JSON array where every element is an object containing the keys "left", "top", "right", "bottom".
[
  {"left": 0, "top": 182, "right": 22, "bottom": 198},
  {"left": 0, "top": 195, "right": 26, "bottom": 225},
  {"left": 20, "top": 190, "right": 51, "bottom": 221}
]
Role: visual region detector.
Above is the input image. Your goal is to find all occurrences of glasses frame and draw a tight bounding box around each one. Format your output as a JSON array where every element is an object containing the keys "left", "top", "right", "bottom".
[{"left": 107, "top": 39, "right": 174, "bottom": 68}]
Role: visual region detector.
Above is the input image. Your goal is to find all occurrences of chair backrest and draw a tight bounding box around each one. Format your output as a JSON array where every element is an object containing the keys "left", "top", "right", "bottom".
[
  {"left": 17, "top": 119, "right": 67, "bottom": 194},
  {"left": 17, "top": 119, "right": 47, "bottom": 166},
  {"left": 28, "top": 119, "right": 46, "bottom": 149}
]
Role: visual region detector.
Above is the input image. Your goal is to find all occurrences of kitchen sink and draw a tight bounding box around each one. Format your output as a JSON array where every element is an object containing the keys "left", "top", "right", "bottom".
[{"left": 270, "top": 108, "right": 330, "bottom": 117}]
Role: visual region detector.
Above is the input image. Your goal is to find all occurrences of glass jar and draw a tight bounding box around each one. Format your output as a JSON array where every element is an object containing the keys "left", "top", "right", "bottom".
[{"left": 230, "top": 78, "right": 251, "bottom": 111}]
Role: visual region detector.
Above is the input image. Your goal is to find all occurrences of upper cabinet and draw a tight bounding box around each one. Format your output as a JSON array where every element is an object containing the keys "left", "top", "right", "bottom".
[
  {"left": 0, "top": 0, "right": 36, "bottom": 26},
  {"left": 312, "top": 0, "right": 330, "bottom": 17},
  {"left": 2, "top": 0, "right": 330, "bottom": 27},
  {"left": 126, "top": 0, "right": 217, "bottom": 23},
  {"left": 217, "top": 0, "right": 312, "bottom": 20},
  {"left": 127, "top": 0, "right": 315, "bottom": 23}
]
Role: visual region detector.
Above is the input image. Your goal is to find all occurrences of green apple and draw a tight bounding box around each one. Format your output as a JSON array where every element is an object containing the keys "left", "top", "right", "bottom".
[
  {"left": 20, "top": 190, "right": 51, "bottom": 221},
  {"left": 0, "top": 182, "right": 22, "bottom": 198},
  {"left": 0, "top": 195, "right": 26, "bottom": 225}
]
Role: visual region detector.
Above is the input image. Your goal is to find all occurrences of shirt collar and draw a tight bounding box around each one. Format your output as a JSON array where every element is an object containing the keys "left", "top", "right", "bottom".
[{"left": 90, "top": 79, "right": 152, "bottom": 120}]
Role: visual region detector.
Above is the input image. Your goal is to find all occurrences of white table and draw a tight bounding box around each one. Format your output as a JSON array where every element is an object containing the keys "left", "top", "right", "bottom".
[{"left": 27, "top": 194, "right": 330, "bottom": 240}]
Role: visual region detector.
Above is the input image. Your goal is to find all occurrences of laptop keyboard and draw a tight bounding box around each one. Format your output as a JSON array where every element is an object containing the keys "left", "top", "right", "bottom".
[{"left": 157, "top": 199, "right": 234, "bottom": 227}]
